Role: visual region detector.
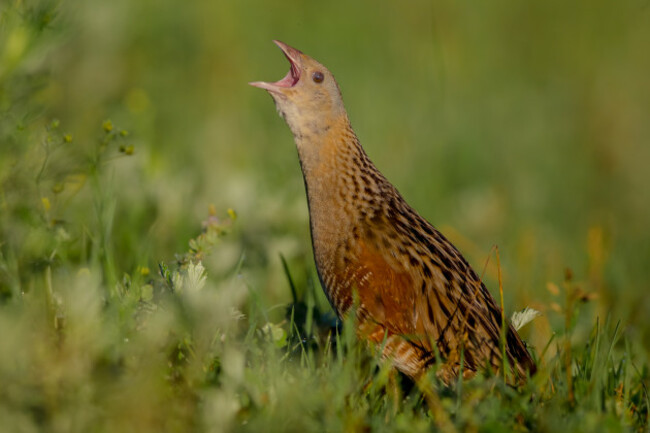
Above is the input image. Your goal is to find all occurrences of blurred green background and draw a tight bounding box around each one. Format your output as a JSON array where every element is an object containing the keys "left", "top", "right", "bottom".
[{"left": 2, "top": 0, "right": 650, "bottom": 355}]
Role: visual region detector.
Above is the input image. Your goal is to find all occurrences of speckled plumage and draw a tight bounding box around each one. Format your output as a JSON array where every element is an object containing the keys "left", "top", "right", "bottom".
[{"left": 251, "top": 41, "right": 536, "bottom": 383}]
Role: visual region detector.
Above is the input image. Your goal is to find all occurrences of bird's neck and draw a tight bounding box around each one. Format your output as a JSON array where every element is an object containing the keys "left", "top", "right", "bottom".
[
  {"left": 294, "top": 114, "right": 357, "bottom": 180},
  {"left": 293, "top": 114, "right": 383, "bottom": 270}
]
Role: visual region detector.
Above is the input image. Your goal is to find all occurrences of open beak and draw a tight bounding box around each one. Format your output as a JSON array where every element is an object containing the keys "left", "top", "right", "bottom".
[{"left": 249, "top": 40, "right": 303, "bottom": 92}]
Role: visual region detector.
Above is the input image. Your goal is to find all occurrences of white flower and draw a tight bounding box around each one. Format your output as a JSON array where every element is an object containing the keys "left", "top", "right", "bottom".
[
  {"left": 510, "top": 307, "right": 541, "bottom": 331},
  {"left": 173, "top": 261, "right": 207, "bottom": 293}
]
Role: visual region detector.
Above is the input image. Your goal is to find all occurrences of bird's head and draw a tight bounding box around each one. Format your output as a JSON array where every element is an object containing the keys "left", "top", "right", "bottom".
[{"left": 250, "top": 41, "right": 346, "bottom": 138}]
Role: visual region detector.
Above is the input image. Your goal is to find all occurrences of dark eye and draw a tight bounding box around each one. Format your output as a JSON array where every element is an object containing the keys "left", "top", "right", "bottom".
[{"left": 312, "top": 71, "right": 324, "bottom": 83}]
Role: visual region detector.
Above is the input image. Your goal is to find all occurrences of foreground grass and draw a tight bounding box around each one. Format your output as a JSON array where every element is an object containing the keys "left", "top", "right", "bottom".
[{"left": 0, "top": 221, "right": 648, "bottom": 433}]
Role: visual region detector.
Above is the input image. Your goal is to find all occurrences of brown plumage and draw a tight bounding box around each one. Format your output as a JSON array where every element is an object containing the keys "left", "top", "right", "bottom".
[{"left": 251, "top": 41, "right": 536, "bottom": 383}]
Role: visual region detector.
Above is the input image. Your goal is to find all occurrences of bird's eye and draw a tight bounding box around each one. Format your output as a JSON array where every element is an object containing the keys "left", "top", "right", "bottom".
[{"left": 312, "top": 71, "right": 324, "bottom": 83}]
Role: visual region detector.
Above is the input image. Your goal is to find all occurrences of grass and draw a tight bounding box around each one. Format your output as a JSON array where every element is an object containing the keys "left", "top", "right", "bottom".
[
  {"left": 1, "top": 0, "right": 650, "bottom": 432},
  {"left": 1, "top": 209, "right": 648, "bottom": 432}
]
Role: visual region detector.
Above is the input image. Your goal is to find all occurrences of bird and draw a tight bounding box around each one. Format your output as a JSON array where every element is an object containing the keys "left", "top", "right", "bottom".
[{"left": 250, "top": 41, "right": 536, "bottom": 384}]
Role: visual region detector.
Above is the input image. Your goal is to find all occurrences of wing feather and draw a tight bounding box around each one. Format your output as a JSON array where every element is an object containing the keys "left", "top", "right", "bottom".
[{"left": 342, "top": 212, "right": 535, "bottom": 381}]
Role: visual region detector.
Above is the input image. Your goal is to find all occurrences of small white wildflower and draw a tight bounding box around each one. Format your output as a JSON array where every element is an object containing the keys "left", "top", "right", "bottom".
[
  {"left": 185, "top": 261, "right": 207, "bottom": 292},
  {"left": 230, "top": 307, "right": 245, "bottom": 321},
  {"left": 511, "top": 307, "right": 542, "bottom": 331},
  {"left": 172, "top": 261, "right": 207, "bottom": 293}
]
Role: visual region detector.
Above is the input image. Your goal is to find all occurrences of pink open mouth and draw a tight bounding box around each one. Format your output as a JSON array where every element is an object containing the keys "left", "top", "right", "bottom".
[{"left": 250, "top": 40, "right": 302, "bottom": 91}]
